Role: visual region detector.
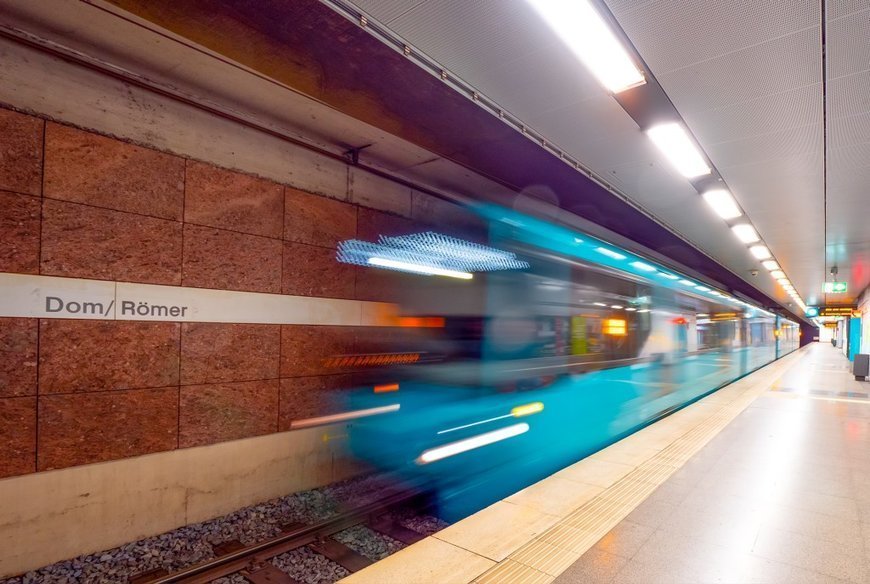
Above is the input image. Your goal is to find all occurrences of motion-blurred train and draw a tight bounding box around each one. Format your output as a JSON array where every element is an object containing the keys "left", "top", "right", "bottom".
[{"left": 338, "top": 202, "right": 800, "bottom": 520}]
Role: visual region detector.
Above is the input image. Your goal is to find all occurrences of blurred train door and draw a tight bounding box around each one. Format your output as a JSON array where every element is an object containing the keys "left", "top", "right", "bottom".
[{"left": 674, "top": 317, "right": 689, "bottom": 354}]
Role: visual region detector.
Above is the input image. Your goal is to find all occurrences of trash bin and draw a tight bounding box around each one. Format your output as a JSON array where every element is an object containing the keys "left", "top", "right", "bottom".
[{"left": 855, "top": 354, "right": 869, "bottom": 381}]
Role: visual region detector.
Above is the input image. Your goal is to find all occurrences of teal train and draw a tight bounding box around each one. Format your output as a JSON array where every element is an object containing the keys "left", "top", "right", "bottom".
[{"left": 342, "top": 202, "right": 800, "bottom": 521}]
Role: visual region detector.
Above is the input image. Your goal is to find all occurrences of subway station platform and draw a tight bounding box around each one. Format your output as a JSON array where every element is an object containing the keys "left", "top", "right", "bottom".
[{"left": 343, "top": 343, "right": 869, "bottom": 584}]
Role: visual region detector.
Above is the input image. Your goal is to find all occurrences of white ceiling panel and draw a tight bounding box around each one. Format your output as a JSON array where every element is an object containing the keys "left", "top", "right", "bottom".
[
  {"left": 827, "top": 0, "right": 868, "bottom": 20},
  {"left": 705, "top": 125, "right": 823, "bottom": 170},
  {"left": 610, "top": 0, "right": 818, "bottom": 76},
  {"left": 653, "top": 27, "right": 821, "bottom": 115},
  {"left": 826, "top": 6, "right": 870, "bottom": 80},
  {"left": 682, "top": 84, "right": 821, "bottom": 145}
]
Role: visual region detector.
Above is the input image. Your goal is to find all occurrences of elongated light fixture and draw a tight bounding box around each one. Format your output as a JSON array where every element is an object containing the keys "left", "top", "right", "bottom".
[
  {"left": 646, "top": 123, "right": 711, "bottom": 178},
  {"left": 417, "top": 423, "right": 530, "bottom": 464},
  {"left": 749, "top": 245, "right": 772, "bottom": 260},
  {"left": 770, "top": 270, "right": 786, "bottom": 279},
  {"left": 368, "top": 257, "right": 473, "bottom": 280},
  {"left": 731, "top": 224, "right": 760, "bottom": 244},
  {"left": 526, "top": 0, "right": 644, "bottom": 93},
  {"left": 762, "top": 260, "right": 780, "bottom": 271},
  {"left": 702, "top": 189, "right": 742, "bottom": 220}
]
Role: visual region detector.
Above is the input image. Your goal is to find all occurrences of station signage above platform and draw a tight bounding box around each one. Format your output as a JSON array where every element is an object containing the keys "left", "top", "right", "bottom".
[
  {"left": 823, "top": 281, "right": 848, "bottom": 293},
  {"left": 818, "top": 306, "right": 859, "bottom": 318}
]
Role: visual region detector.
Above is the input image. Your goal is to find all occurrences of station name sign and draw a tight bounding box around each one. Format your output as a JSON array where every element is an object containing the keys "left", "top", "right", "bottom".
[{"left": 0, "top": 272, "right": 396, "bottom": 326}]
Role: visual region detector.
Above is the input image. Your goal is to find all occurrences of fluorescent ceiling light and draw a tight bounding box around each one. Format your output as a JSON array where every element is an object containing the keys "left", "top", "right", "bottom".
[
  {"left": 368, "top": 257, "right": 473, "bottom": 279},
  {"left": 658, "top": 272, "right": 679, "bottom": 280},
  {"left": 731, "top": 224, "right": 759, "bottom": 243},
  {"left": 695, "top": 286, "right": 711, "bottom": 292},
  {"left": 770, "top": 270, "right": 786, "bottom": 279},
  {"left": 702, "top": 189, "right": 742, "bottom": 220},
  {"left": 630, "top": 261, "right": 656, "bottom": 272},
  {"left": 646, "top": 123, "right": 711, "bottom": 178},
  {"left": 611, "top": 305, "right": 623, "bottom": 309},
  {"left": 749, "top": 245, "right": 771, "bottom": 260},
  {"left": 626, "top": 307, "right": 637, "bottom": 311},
  {"left": 527, "top": 0, "right": 644, "bottom": 93},
  {"left": 762, "top": 260, "right": 780, "bottom": 270},
  {"left": 595, "top": 247, "right": 627, "bottom": 260},
  {"left": 417, "top": 423, "right": 529, "bottom": 464},
  {"left": 637, "top": 309, "right": 650, "bottom": 313},
  {"left": 593, "top": 302, "right": 607, "bottom": 307},
  {"left": 678, "top": 279, "right": 696, "bottom": 286}
]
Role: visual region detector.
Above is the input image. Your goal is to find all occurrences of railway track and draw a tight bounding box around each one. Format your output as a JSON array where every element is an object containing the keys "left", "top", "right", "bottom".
[{"left": 130, "top": 488, "right": 431, "bottom": 584}]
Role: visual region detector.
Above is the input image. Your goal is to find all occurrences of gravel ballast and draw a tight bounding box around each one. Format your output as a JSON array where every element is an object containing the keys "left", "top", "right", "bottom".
[{"left": 1, "top": 474, "right": 446, "bottom": 584}]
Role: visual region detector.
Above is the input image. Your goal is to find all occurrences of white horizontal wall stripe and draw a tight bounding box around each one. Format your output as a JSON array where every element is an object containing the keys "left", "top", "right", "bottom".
[{"left": 0, "top": 273, "right": 397, "bottom": 326}]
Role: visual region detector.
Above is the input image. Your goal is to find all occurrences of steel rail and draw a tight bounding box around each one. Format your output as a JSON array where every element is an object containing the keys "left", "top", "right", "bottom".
[{"left": 140, "top": 488, "right": 427, "bottom": 584}]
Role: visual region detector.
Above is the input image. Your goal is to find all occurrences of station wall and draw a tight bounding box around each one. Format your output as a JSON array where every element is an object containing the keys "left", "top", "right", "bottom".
[{"left": 0, "top": 101, "right": 482, "bottom": 574}]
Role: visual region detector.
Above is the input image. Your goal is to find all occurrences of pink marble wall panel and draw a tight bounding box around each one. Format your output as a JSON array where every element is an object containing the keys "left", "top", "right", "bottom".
[
  {"left": 0, "top": 190, "right": 41, "bottom": 274},
  {"left": 43, "top": 123, "right": 184, "bottom": 220},
  {"left": 0, "top": 318, "right": 37, "bottom": 397},
  {"left": 182, "top": 224, "right": 282, "bottom": 293},
  {"left": 41, "top": 200, "right": 182, "bottom": 284},
  {"left": 278, "top": 375, "right": 352, "bottom": 429},
  {"left": 38, "top": 387, "right": 179, "bottom": 470},
  {"left": 356, "top": 207, "right": 414, "bottom": 241},
  {"left": 282, "top": 241, "right": 355, "bottom": 299},
  {"left": 184, "top": 161, "right": 283, "bottom": 238},
  {"left": 0, "top": 109, "right": 43, "bottom": 196},
  {"left": 180, "top": 323, "right": 279, "bottom": 384},
  {"left": 280, "top": 325, "right": 356, "bottom": 377},
  {"left": 39, "top": 320, "right": 180, "bottom": 394},
  {"left": 285, "top": 187, "right": 357, "bottom": 248},
  {"left": 0, "top": 397, "right": 36, "bottom": 478},
  {"left": 179, "top": 379, "right": 279, "bottom": 447}
]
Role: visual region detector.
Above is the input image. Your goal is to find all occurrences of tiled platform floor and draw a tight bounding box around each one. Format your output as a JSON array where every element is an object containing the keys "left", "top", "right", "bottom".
[
  {"left": 557, "top": 342, "right": 870, "bottom": 584},
  {"left": 342, "top": 343, "right": 840, "bottom": 584}
]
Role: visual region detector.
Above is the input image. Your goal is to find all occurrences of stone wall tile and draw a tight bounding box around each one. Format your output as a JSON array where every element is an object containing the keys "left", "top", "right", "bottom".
[
  {"left": 0, "top": 109, "right": 43, "bottom": 196},
  {"left": 282, "top": 241, "right": 354, "bottom": 299},
  {"left": 38, "top": 388, "right": 179, "bottom": 470},
  {"left": 284, "top": 187, "right": 356, "bottom": 248},
  {"left": 0, "top": 190, "right": 41, "bottom": 274},
  {"left": 44, "top": 123, "right": 184, "bottom": 220},
  {"left": 39, "top": 320, "right": 180, "bottom": 394},
  {"left": 41, "top": 200, "right": 182, "bottom": 284},
  {"left": 280, "top": 325, "right": 356, "bottom": 377},
  {"left": 179, "top": 379, "right": 278, "bottom": 447},
  {"left": 0, "top": 397, "right": 36, "bottom": 478},
  {"left": 356, "top": 207, "right": 415, "bottom": 241},
  {"left": 180, "top": 323, "right": 279, "bottom": 385},
  {"left": 182, "top": 225, "right": 282, "bottom": 293},
  {"left": 184, "top": 160, "right": 283, "bottom": 238},
  {"left": 0, "top": 318, "right": 37, "bottom": 397},
  {"left": 278, "top": 375, "right": 352, "bottom": 430}
]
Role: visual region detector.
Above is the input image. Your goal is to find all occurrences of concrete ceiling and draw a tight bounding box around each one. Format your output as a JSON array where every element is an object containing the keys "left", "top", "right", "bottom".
[{"left": 347, "top": 0, "right": 870, "bottom": 308}]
